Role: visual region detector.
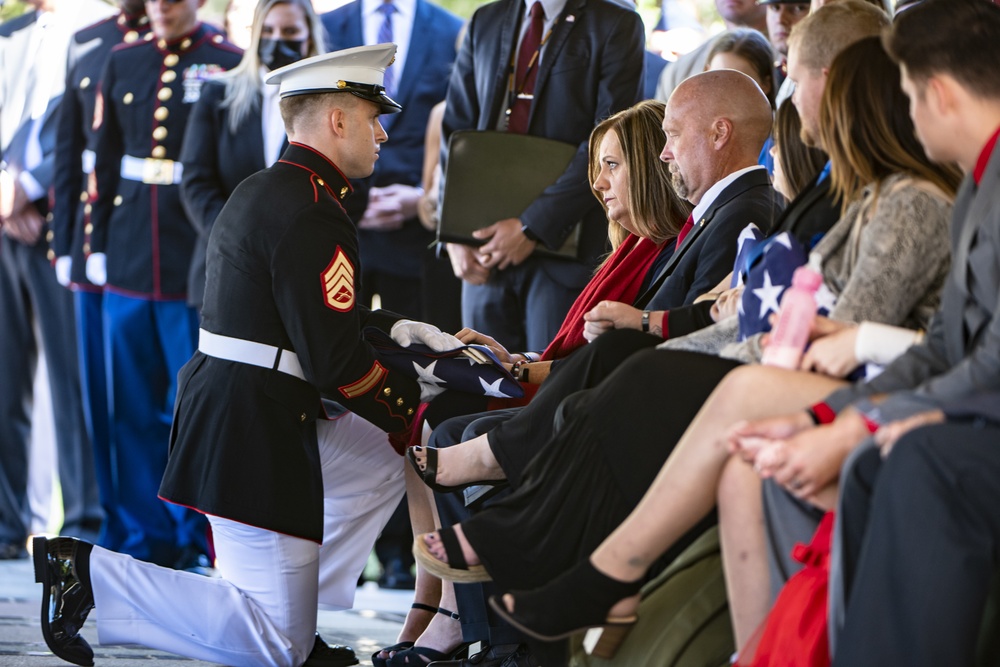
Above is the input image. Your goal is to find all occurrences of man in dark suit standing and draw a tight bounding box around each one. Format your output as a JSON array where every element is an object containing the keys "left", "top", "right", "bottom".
[
  {"left": 441, "top": 0, "right": 644, "bottom": 355},
  {"left": 322, "top": 0, "right": 462, "bottom": 319},
  {"left": 50, "top": 0, "right": 150, "bottom": 554},
  {"left": 0, "top": 0, "right": 113, "bottom": 560},
  {"left": 322, "top": 0, "right": 462, "bottom": 595}
]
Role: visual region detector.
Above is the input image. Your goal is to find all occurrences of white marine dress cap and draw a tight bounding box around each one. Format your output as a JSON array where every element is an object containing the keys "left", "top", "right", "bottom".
[{"left": 265, "top": 43, "right": 402, "bottom": 114}]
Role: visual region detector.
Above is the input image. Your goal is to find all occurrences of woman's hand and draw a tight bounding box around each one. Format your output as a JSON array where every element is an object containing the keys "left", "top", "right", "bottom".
[
  {"left": 726, "top": 412, "right": 815, "bottom": 464},
  {"left": 709, "top": 286, "right": 743, "bottom": 322},
  {"left": 875, "top": 409, "right": 945, "bottom": 458},
  {"left": 756, "top": 409, "right": 874, "bottom": 500},
  {"left": 799, "top": 323, "right": 860, "bottom": 378},
  {"left": 755, "top": 424, "right": 850, "bottom": 500},
  {"left": 446, "top": 243, "right": 490, "bottom": 286},
  {"left": 455, "top": 328, "right": 512, "bottom": 363},
  {"left": 582, "top": 301, "right": 642, "bottom": 341}
]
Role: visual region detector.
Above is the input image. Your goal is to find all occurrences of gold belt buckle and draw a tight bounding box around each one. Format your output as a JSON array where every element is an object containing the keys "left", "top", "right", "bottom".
[{"left": 141, "top": 158, "right": 175, "bottom": 185}]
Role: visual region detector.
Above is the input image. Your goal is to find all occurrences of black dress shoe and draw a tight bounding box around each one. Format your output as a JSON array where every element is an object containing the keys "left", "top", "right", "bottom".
[
  {"left": 303, "top": 634, "right": 359, "bottom": 667},
  {"left": 32, "top": 536, "right": 95, "bottom": 667},
  {"left": 427, "top": 643, "right": 538, "bottom": 667}
]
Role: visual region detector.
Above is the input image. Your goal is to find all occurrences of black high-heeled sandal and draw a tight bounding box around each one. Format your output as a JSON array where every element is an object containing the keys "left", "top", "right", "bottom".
[
  {"left": 405, "top": 446, "right": 504, "bottom": 494},
  {"left": 487, "top": 560, "right": 642, "bottom": 659},
  {"left": 386, "top": 607, "right": 470, "bottom": 666},
  {"left": 371, "top": 603, "right": 438, "bottom": 667},
  {"left": 413, "top": 527, "right": 491, "bottom": 583}
]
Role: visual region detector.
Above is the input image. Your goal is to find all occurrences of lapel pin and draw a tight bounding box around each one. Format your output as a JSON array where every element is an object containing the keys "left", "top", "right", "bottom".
[{"left": 565, "top": 14, "right": 575, "bottom": 22}]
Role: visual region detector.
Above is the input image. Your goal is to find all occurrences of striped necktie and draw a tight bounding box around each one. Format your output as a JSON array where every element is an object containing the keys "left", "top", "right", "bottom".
[
  {"left": 507, "top": 1, "right": 544, "bottom": 134},
  {"left": 376, "top": 2, "right": 397, "bottom": 98}
]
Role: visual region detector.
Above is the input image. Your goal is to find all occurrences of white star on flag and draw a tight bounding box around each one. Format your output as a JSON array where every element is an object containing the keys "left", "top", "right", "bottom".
[
  {"left": 412, "top": 360, "right": 445, "bottom": 388},
  {"left": 773, "top": 234, "right": 793, "bottom": 250},
  {"left": 479, "top": 377, "right": 512, "bottom": 398},
  {"left": 814, "top": 283, "right": 837, "bottom": 313},
  {"left": 753, "top": 270, "right": 785, "bottom": 319}
]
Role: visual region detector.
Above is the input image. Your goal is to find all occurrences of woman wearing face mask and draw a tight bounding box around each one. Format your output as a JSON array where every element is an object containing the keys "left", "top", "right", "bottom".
[{"left": 179, "top": 0, "right": 325, "bottom": 311}]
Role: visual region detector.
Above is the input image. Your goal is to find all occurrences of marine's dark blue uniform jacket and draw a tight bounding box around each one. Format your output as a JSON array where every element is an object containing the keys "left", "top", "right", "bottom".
[
  {"left": 51, "top": 11, "right": 150, "bottom": 287},
  {"left": 90, "top": 23, "right": 241, "bottom": 298},
  {"left": 161, "top": 143, "right": 422, "bottom": 542}
]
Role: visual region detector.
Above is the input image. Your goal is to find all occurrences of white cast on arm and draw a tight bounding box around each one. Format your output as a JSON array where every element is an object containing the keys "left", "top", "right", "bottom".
[{"left": 854, "top": 321, "right": 924, "bottom": 366}]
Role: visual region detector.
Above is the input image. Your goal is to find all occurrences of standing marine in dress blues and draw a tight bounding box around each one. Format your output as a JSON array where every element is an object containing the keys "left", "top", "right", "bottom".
[
  {"left": 51, "top": 0, "right": 151, "bottom": 553},
  {"left": 85, "top": 0, "right": 242, "bottom": 568}
]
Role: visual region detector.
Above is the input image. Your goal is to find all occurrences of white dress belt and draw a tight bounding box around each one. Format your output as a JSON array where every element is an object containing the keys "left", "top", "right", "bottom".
[
  {"left": 120, "top": 154, "right": 184, "bottom": 184},
  {"left": 198, "top": 329, "right": 305, "bottom": 381}
]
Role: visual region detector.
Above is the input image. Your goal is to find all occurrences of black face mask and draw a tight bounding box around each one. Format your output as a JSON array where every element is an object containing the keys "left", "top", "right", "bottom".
[{"left": 258, "top": 39, "right": 307, "bottom": 71}]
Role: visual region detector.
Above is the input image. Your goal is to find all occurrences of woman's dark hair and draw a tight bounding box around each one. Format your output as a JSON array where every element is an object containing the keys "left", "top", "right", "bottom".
[
  {"left": 818, "top": 35, "right": 962, "bottom": 211},
  {"left": 774, "top": 101, "right": 828, "bottom": 200},
  {"left": 705, "top": 28, "right": 776, "bottom": 108}
]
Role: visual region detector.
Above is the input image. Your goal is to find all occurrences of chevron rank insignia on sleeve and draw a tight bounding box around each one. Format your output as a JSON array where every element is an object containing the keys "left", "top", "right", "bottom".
[{"left": 322, "top": 246, "right": 355, "bottom": 312}]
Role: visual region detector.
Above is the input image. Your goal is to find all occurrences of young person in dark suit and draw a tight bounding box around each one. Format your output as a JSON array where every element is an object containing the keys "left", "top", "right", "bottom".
[
  {"left": 824, "top": 3, "right": 1000, "bottom": 664},
  {"left": 32, "top": 44, "right": 458, "bottom": 667},
  {"left": 0, "top": 0, "right": 114, "bottom": 561},
  {"left": 322, "top": 0, "right": 461, "bottom": 321},
  {"left": 441, "top": 0, "right": 645, "bottom": 355},
  {"left": 51, "top": 0, "right": 151, "bottom": 554}
]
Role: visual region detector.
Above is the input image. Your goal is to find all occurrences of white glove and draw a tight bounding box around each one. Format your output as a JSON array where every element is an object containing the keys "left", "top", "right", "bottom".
[
  {"left": 54, "top": 256, "right": 72, "bottom": 287},
  {"left": 85, "top": 252, "right": 107, "bottom": 286},
  {"left": 390, "top": 319, "right": 462, "bottom": 352}
]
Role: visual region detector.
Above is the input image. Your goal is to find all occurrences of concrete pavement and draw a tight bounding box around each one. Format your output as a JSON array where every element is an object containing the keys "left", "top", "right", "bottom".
[{"left": 0, "top": 556, "right": 410, "bottom": 667}]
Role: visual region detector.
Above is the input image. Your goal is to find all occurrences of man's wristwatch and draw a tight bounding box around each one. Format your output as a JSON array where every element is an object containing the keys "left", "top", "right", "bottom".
[
  {"left": 641, "top": 310, "right": 651, "bottom": 333},
  {"left": 520, "top": 224, "right": 541, "bottom": 243}
]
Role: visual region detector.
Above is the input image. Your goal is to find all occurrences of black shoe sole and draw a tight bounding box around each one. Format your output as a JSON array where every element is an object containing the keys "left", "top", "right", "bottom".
[{"left": 33, "top": 537, "right": 95, "bottom": 667}]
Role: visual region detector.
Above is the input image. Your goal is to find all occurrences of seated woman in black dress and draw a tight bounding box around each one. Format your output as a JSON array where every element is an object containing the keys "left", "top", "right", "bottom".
[
  {"left": 381, "top": 99, "right": 691, "bottom": 666},
  {"left": 412, "top": 36, "right": 962, "bottom": 657}
]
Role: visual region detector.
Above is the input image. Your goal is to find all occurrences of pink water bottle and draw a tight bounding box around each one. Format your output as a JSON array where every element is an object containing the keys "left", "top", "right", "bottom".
[{"left": 761, "top": 253, "right": 824, "bottom": 369}]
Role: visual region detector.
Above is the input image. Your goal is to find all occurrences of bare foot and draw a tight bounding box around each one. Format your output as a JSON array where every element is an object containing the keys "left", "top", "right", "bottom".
[
  {"left": 410, "top": 435, "right": 506, "bottom": 487},
  {"left": 423, "top": 526, "right": 481, "bottom": 567}
]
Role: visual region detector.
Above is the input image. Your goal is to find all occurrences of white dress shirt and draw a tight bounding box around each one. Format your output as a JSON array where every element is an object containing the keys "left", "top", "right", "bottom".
[{"left": 260, "top": 68, "right": 285, "bottom": 166}]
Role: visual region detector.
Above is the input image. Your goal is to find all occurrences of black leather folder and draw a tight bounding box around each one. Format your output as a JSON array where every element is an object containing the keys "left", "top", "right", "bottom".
[{"left": 438, "top": 130, "right": 581, "bottom": 259}]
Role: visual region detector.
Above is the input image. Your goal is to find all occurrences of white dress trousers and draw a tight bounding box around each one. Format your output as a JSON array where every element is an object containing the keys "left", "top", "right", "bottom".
[{"left": 90, "top": 411, "right": 405, "bottom": 667}]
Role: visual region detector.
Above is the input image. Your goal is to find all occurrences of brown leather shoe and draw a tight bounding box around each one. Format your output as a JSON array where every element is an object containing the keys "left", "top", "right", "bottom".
[{"left": 32, "top": 536, "right": 95, "bottom": 666}]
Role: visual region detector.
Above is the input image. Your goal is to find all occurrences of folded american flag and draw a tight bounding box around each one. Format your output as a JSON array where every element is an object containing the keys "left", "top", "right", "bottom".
[
  {"left": 737, "top": 232, "right": 836, "bottom": 341},
  {"left": 364, "top": 328, "right": 525, "bottom": 399}
]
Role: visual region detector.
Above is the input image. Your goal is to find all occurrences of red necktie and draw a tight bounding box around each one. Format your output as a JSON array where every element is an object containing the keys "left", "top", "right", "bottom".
[
  {"left": 675, "top": 215, "right": 695, "bottom": 249},
  {"left": 507, "top": 2, "right": 544, "bottom": 134}
]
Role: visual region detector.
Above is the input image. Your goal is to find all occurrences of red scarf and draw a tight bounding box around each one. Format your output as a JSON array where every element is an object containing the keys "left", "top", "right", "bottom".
[{"left": 541, "top": 235, "right": 664, "bottom": 361}]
